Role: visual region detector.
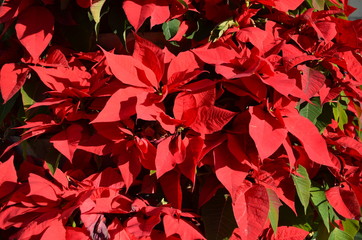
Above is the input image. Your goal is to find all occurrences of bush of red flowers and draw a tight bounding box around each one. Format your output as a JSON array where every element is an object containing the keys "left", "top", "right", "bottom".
[{"left": 0, "top": 0, "right": 361, "bottom": 239}]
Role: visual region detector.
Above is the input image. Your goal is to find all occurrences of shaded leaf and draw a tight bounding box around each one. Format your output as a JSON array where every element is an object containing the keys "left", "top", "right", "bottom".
[
  {"left": 299, "top": 97, "right": 323, "bottom": 124},
  {"left": 201, "top": 189, "right": 237, "bottom": 240},
  {"left": 162, "top": 19, "right": 180, "bottom": 40},
  {"left": 310, "top": 184, "right": 333, "bottom": 232},
  {"left": 0, "top": 155, "right": 17, "bottom": 199},
  {"left": 328, "top": 227, "right": 353, "bottom": 240},
  {"left": 267, "top": 188, "right": 283, "bottom": 234},
  {"left": 332, "top": 101, "right": 348, "bottom": 130},
  {"left": 254, "top": 0, "right": 304, "bottom": 12},
  {"left": 0, "top": 92, "right": 18, "bottom": 123},
  {"left": 292, "top": 165, "right": 311, "bottom": 214},
  {"left": 15, "top": 6, "right": 54, "bottom": 62},
  {"left": 342, "top": 219, "right": 360, "bottom": 238},
  {"left": 270, "top": 226, "right": 309, "bottom": 240},
  {"left": 45, "top": 148, "right": 62, "bottom": 175}
]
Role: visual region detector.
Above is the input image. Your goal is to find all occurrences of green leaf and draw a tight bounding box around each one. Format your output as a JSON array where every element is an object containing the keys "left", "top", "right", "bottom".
[
  {"left": 278, "top": 203, "right": 313, "bottom": 232},
  {"left": 162, "top": 19, "right": 181, "bottom": 40},
  {"left": 90, "top": 0, "right": 108, "bottom": 38},
  {"left": 21, "top": 87, "right": 35, "bottom": 110},
  {"left": 292, "top": 165, "right": 311, "bottom": 214},
  {"left": 342, "top": 219, "right": 360, "bottom": 238},
  {"left": 60, "top": 0, "right": 70, "bottom": 10},
  {"left": 201, "top": 189, "right": 237, "bottom": 240},
  {"left": 355, "top": 231, "right": 362, "bottom": 240},
  {"left": 315, "top": 103, "right": 334, "bottom": 132},
  {"left": 63, "top": 7, "right": 95, "bottom": 51},
  {"left": 312, "top": 0, "right": 325, "bottom": 10},
  {"left": 176, "top": 0, "right": 188, "bottom": 8},
  {"left": 108, "top": 5, "right": 132, "bottom": 51},
  {"left": 328, "top": 228, "right": 353, "bottom": 240},
  {"left": 267, "top": 188, "right": 282, "bottom": 234},
  {"left": 20, "top": 76, "right": 49, "bottom": 119},
  {"left": 90, "top": 0, "right": 106, "bottom": 24},
  {"left": 185, "top": 20, "right": 199, "bottom": 40},
  {"left": 332, "top": 101, "right": 348, "bottom": 130},
  {"left": 299, "top": 97, "right": 323, "bottom": 124},
  {"left": 313, "top": 222, "right": 330, "bottom": 240},
  {"left": 209, "top": 18, "right": 238, "bottom": 42},
  {"left": 45, "top": 147, "right": 62, "bottom": 175},
  {"left": 0, "top": 93, "right": 18, "bottom": 123},
  {"left": 310, "top": 184, "right": 334, "bottom": 232}
]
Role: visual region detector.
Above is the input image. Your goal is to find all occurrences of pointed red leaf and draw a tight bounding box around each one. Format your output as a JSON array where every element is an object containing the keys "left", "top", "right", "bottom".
[
  {"left": 117, "top": 145, "right": 142, "bottom": 190},
  {"left": 190, "top": 105, "right": 236, "bottom": 135},
  {"left": 178, "top": 136, "right": 204, "bottom": 184},
  {"left": 154, "top": 135, "right": 189, "bottom": 178},
  {"left": 233, "top": 184, "right": 269, "bottom": 240},
  {"left": 29, "top": 65, "right": 91, "bottom": 92},
  {"left": 15, "top": 6, "right": 54, "bottom": 62},
  {"left": 297, "top": 65, "right": 325, "bottom": 99},
  {"left": 66, "top": 227, "right": 90, "bottom": 240},
  {"left": 13, "top": 212, "right": 63, "bottom": 240},
  {"left": 173, "top": 92, "right": 197, "bottom": 125},
  {"left": 249, "top": 105, "right": 287, "bottom": 160},
  {"left": 282, "top": 110, "right": 335, "bottom": 167},
  {"left": 214, "top": 143, "right": 249, "bottom": 198},
  {"left": 159, "top": 171, "right": 182, "bottom": 209},
  {"left": 125, "top": 212, "right": 162, "bottom": 238},
  {"left": 163, "top": 215, "right": 205, "bottom": 240},
  {"left": 191, "top": 43, "right": 238, "bottom": 65},
  {"left": 27, "top": 173, "right": 61, "bottom": 204},
  {"left": 335, "top": 18, "right": 362, "bottom": 49},
  {"left": 50, "top": 124, "right": 84, "bottom": 161},
  {"left": 0, "top": 155, "right": 17, "bottom": 199},
  {"left": 282, "top": 138, "right": 297, "bottom": 169},
  {"left": 326, "top": 186, "right": 361, "bottom": 220},
  {"left": 41, "top": 219, "right": 66, "bottom": 240},
  {"left": 0, "top": 63, "right": 29, "bottom": 103},
  {"left": 101, "top": 48, "right": 156, "bottom": 88},
  {"left": 236, "top": 27, "right": 267, "bottom": 52},
  {"left": 91, "top": 87, "right": 144, "bottom": 124},
  {"left": 109, "top": 218, "right": 133, "bottom": 240},
  {"left": 167, "top": 51, "right": 200, "bottom": 86},
  {"left": 123, "top": 0, "right": 170, "bottom": 31},
  {"left": 270, "top": 226, "right": 309, "bottom": 240},
  {"left": 261, "top": 73, "right": 310, "bottom": 101},
  {"left": 85, "top": 167, "right": 124, "bottom": 189},
  {"left": 253, "top": 0, "right": 304, "bottom": 12},
  {"left": 133, "top": 34, "right": 164, "bottom": 87}
]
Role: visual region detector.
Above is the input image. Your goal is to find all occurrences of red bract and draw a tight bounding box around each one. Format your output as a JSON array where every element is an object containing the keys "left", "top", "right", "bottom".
[
  {"left": 123, "top": 0, "right": 171, "bottom": 31},
  {"left": 15, "top": 6, "right": 54, "bottom": 62},
  {"left": 0, "top": 63, "right": 29, "bottom": 103},
  {"left": 0, "top": 0, "right": 361, "bottom": 239}
]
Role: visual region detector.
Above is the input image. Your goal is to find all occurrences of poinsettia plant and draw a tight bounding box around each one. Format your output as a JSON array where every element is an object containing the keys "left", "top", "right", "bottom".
[{"left": 0, "top": 0, "right": 361, "bottom": 239}]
